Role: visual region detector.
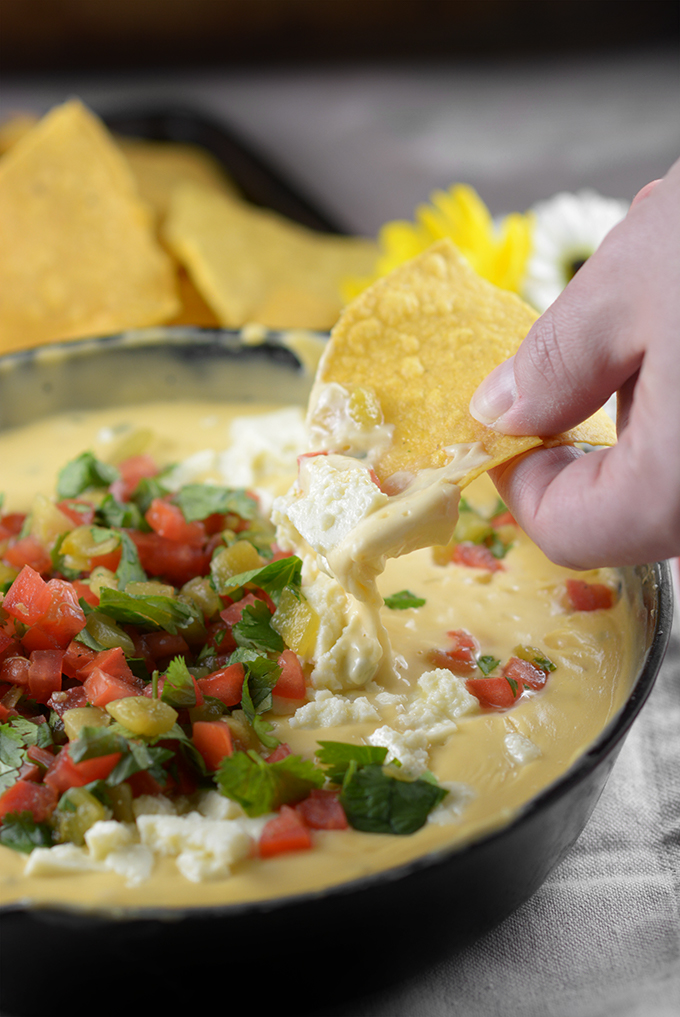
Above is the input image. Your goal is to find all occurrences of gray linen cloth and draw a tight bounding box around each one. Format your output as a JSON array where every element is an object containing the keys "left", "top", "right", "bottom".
[{"left": 320, "top": 581, "right": 680, "bottom": 1017}]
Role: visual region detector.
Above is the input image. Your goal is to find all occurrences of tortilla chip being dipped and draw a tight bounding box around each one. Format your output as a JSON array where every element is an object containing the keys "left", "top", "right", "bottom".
[
  {"left": 311, "top": 238, "right": 616, "bottom": 488},
  {"left": 163, "top": 183, "right": 378, "bottom": 331},
  {"left": 0, "top": 99, "right": 179, "bottom": 353}
]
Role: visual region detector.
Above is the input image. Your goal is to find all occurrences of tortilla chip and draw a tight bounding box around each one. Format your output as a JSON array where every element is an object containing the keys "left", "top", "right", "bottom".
[
  {"left": 315, "top": 238, "right": 616, "bottom": 487},
  {"left": 163, "top": 183, "right": 378, "bottom": 330},
  {"left": 165, "top": 266, "right": 222, "bottom": 327},
  {"left": 116, "top": 137, "right": 237, "bottom": 226},
  {"left": 0, "top": 113, "right": 39, "bottom": 155},
  {"left": 0, "top": 99, "right": 179, "bottom": 352}
]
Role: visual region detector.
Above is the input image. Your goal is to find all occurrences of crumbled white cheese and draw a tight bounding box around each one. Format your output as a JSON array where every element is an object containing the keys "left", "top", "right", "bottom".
[
  {"left": 132, "top": 794, "right": 177, "bottom": 818},
  {"left": 135, "top": 811, "right": 267, "bottom": 883},
  {"left": 282, "top": 454, "right": 388, "bottom": 561},
  {"left": 367, "top": 725, "right": 431, "bottom": 776},
  {"left": 193, "top": 789, "right": 247, "bottom": 821},
  {"left": 24, "top": 843, "right": 104, "bottom": 877},
  {"left": 86, "top": 820, "right": 154, "bottom": 887},
  {"left": 216, "top": 408, "right": 307, "bottom": 488},
  {"left": 289, "top": 688, "right": 380, "bottom": 729},
  {"left": 85, "top": 819, "right": 136, "bottom": 860},
  {"left": 427, "top": 782, "right": 476, "bottom": 825},
  {"left": 400, "top": 669, "right": 479, "bottom": 737},
  {"left": 504, "top": 732, "right": 542, "bottom": 765}
]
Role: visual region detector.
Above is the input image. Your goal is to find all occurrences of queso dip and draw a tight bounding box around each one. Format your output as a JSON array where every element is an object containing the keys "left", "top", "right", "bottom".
[{"left": 0, "top": 400, "right": 635, "bottom": 911}]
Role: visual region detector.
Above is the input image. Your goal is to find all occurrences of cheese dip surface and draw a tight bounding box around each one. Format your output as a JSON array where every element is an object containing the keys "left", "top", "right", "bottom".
[{"left": 0, "top": 400, "right": 634, "bottom": 911}]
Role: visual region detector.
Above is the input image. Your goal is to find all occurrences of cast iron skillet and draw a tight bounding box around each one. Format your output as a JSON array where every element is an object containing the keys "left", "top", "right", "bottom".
[{"left": 0, "top": 330, "right": 672, "bottom": 1017}]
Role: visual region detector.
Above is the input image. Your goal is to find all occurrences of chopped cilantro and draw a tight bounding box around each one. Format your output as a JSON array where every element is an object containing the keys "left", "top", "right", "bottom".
[
  {"left": 232, "top": 599, "right": 284, "bottom": 654},
  {"left": 97, "top": 587, "right": 197, "bottom": 633},
  {"left": 57, "top": 452, "right": 119, "bottom": 499},
  {"left": 339, "top": 764, "right": 447, "bottom": 835},
  {"left": 0, "top": 812, "right": 56, "bottom": 854},
  {"left": 216, "top": 750, "right": 324, "bottom": 816},
  {"left": 96, "top": 493, "right": 146, "bottom": 531},
  {"left": 161, "top": 657, "right": 197, "bottom": 709},
  {"left": 316, "top": 741, "right": 388, "bottom": 784},
  {"left": 212, "top": 555, "right": 302, "bottom": 602},
  {"left": 477, "top": 655, "right": 501, "bottom": 676},
  {"left": 174, "top": 484, "right": 258, "bottom": 523},
  {"left": 384, "top": 590, "right": 426, "bottom": 610}
]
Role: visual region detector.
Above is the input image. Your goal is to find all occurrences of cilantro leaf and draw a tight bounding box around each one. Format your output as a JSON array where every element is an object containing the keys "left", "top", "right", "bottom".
[
  {"left": 174, "top": 485, "right": 258, "bottom": 523},
  {"left": 216, "top": 750, "right": 324, "bottom": 817},
  {"left": 233, "top": 599, "right": 284, "bottom": 654},
  {"left": 130, "top": 475, "right": 171, "bottom": 515},
  {"left": 212, "top": 556, "right": 302, "bottom": 603},
  {"left": 340, "top": 764, "right": 447, "bottom": 835},
  {"left": 477, "top": 655, "right": 501, "bottom": 676},
  {"left": 96, "top": 493, "right": 146, "bottom": 531},
  {"left": 316, "top": 741, "right": 388, "bottom": 785},
  {"left": 384, "top": 590, "right": 426, "bottom": 610},
  {"left": 68, "top": 727, "right": 129, "bottom": 763},
  {"left": 115, "top": 531, "right": 147, "bottom": 588},
  {"left": 97, "top": 587, "right": 196, "bottom": 633},
  {"left": 161, "top": 657, "right": 197, "bottom": 709},
  {"left": 0, "top": 812, "right": 56, "bottom": 854},
  {"left": 57, "top": 452, "right": 119, "bottom": 499}
]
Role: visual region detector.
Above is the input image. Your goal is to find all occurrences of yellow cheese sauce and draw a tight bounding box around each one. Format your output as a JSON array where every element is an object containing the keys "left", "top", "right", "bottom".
[{"left": 0, "top": 401, "right": 635, "bottom": 911}]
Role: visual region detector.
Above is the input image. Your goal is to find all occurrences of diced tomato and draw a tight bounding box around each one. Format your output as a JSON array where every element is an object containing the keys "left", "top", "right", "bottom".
[
  {"left": 125, "top": 769, "right": 166, "bottom": 798},
  {"left": 26, "top": 744, "right": 56, "bottom": 772},
  {"left": 265, "top": 743, "right": 292, "bottom": 763},
  {"left": 71, "top": 580, "right": 99, "bottom": 607},
  {"left": 428, "top": 629, "right": 479, "bottom": 676},
  {"left": 270, "top": 544, "right": 294, "bottom": 562},
  {"left": 0, "top": 513, "right": 26, "bottom": 537},
  {"left": 82, "top": 667, "right": 142, "bottom": 708},
  {"left": 88, "top": 547, "right": 122, "bottom": 572},
  {"left": 130, "top": 531, "right": 211, "bottom": 586},
  {"left": 0, "top": 656, "right": 30, "bottom": 687},
  {"left": 28, "top": 649, "right": 64, "bottom": 703},
  {"left": 56, "top": 499, "right": 96, "bottom": 527},
  {"left": 79, "top": 646, "right": 135, "bottom": 683},
  {"left": 3, "top": 565, "right": 52, "bottom": 625},
  {"left": 0, "top": 631, "right": 14, "bottom": 657},
  {"left": 197, "top": 662, "right": 245, "bottom": 707},
  {"left": 466, "top": 675, "right": 523, "bottom": 710},
  {"left": 192, "top": 720, "right": 233, "bottom": 771},
  {"left": 47, "top": 686, "right": 89, "bottom": 716},
  {"left": 61, "top": 640, "right": 97, "bottom": 679},
  {"left": 503, "top": 656, "right": 548, "bottom": 691},
  {"left": 565, "top": 579, "right": 615, "bottom": 611},
  {"left": 145, "top": 498, "right": 207, "bottom": 547},
  {"left": 143, "top": 631, "right": 190, "bottom": 663},
  {"left": 202, "top": 512, "right": 227, "bottom": 536},
  {"left": 452, "top": 542, "right": 504, "bottom": 572},
  {"left": 3, "top": 536, "right": 52, "bottom": 575},
  {"left": 37, "top": 579, "right": 87, "bottom": 647},
  {"left": 272, "top": 650, "right": 306, "bottom": 700},
  {"left": 490, "top": 510, "right": 517, "bottom": 528},
  {"left": 0, "top": 779, "right": 58, "bottom": 824},
  {"left": 220, "top": 592, "right": 267, "bottom": 627},
  {"left": 295, "top": 789, "right": 348, "bottom": 830},
  {"left": 109, "top": 454, "right": 159, "bottom": 502},
  {"left": 259, "top": 805, "right": 313, "bottom": 858},
  {"left": 44, "top": 746, "right": 122, "bottom": 792}
]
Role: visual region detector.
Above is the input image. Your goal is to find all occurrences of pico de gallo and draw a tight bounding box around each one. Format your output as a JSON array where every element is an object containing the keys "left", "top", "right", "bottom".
[{"left": 0, "top": 450, "right": 457, "bottom": 861}]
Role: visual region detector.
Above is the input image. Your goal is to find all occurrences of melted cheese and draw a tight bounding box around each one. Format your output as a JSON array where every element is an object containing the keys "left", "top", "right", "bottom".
[{"left": 0, "top": 400, "right": 636, "bottom": 911}]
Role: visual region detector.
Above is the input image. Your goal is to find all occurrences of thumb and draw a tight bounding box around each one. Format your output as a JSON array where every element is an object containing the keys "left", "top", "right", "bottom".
[{"left": 469, "top": 210, "right": 646, "bottom": 437}]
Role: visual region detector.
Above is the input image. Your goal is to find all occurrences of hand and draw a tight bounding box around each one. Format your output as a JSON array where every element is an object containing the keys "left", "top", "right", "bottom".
[{"left": 469, "top": 158, "right": 680, "bottom": 569}]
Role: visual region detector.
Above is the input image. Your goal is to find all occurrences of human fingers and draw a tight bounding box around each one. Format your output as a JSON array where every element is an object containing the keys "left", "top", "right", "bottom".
[
  {"left": 470, "top": 161, "right": 678, "bottom": 438},
  {"left": 489, "top": 328, "right": 680, "bottom": 568}
]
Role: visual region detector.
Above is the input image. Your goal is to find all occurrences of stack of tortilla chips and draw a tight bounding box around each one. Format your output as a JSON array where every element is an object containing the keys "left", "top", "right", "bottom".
[{"left": 0, "top": 100, "right": 378, "bottom": 354}]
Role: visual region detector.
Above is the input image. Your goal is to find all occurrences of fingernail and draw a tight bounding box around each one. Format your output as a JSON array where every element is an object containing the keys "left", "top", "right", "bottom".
[{"left": 469, "top": 356, "right": 517, "bottom": 427}]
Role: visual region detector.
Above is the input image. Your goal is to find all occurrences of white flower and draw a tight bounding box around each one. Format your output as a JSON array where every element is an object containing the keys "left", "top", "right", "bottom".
[{"left": 523, "top": 190, "right": 629, "bottom": 312}]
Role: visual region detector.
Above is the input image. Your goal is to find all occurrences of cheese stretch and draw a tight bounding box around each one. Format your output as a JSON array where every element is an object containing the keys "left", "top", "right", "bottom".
[{"left": 0, "top": 399, "right": 635, "bottom": 910}]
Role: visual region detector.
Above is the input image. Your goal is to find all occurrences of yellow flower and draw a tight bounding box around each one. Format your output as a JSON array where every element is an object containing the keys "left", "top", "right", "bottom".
[{"left": 342, "top": 184, "right": 533, "bottom": 302}]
